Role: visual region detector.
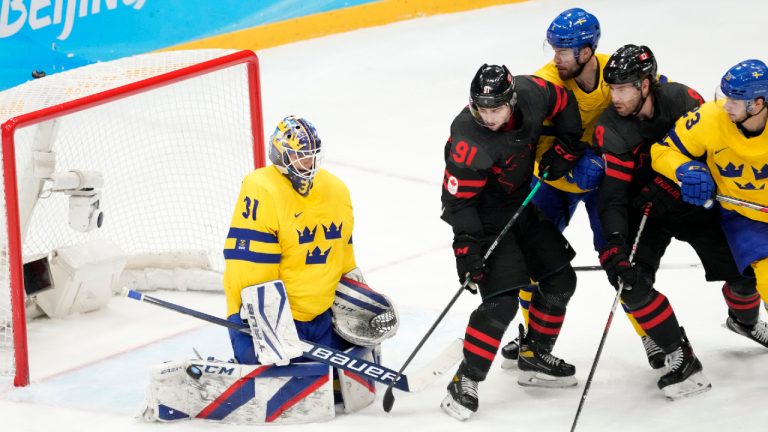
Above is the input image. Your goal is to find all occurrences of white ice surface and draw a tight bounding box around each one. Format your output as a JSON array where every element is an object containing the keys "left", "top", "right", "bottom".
[{"left": 2, "top": 0, "right": 768, "bottom": 430}]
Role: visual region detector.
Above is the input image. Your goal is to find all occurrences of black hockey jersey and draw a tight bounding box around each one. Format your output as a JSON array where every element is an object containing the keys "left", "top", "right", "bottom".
[
  {"left": 442, "top": 75, "right": 583, "bottom": 237},
  {"left": 594, "top": 82, "right": 705, "bottom": 238}
]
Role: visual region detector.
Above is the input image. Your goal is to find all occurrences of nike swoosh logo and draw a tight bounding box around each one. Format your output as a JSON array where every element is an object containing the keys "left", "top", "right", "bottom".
[
  {"left": 294, "top": 212, "right": 303, "bottom": 218},
  {"left": 714, "top": 148, "right": 727, "bottom": 155}
]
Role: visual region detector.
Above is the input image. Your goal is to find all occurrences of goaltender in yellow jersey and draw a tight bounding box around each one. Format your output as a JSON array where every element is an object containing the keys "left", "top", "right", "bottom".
[
  {"left": 223, "top": 115, "right": 371, "bottom": 367},
  {"left": 223, "top": 165, "right": 356, "bottom": 321}
]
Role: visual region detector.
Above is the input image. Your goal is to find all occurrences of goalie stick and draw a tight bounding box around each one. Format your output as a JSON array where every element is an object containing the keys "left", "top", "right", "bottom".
[{"left": 124, "top": 289, "right": 461, "bottom": 393}]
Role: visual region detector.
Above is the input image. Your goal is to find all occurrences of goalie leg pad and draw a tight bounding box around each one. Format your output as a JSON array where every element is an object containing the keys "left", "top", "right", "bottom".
[
  {"left": 240, "top": 280, "right": 306, "bottom": 365},
  {"left": 336, "top": 345, "right": 378, "bottom": 413},
  {"left": 332, "top": 268, "right": 399, "bottom": 346},
  {"left": 138, "top": 359, "right": 334, "bottom": 425},
  {"left": 137, "top": 360, "right": 192, "bottom": 422}
]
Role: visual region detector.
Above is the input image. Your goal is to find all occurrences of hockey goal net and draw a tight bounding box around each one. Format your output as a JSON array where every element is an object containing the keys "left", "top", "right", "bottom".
[{"left": 0, "top": 49, "right": 265, "bottom": 387}]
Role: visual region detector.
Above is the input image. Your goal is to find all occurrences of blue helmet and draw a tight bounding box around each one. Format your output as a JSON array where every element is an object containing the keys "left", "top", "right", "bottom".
[
  {"left": 720, "top": 59, "right": 768, "bottom": 101},
  {"left": 269, "top": 115, "right": 323, "bottom": 196},
  {"left": 546, "top": 8, "right": 601, "bottom": 52}
]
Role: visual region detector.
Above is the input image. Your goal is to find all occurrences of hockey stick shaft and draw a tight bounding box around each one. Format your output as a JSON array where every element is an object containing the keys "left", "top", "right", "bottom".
[
  {"left": 125, "top": 289, "right": 416, "bottom": 391},
  {"left": 570, "top": 204, "right": 652, "bottom": 432},
  {"left": 715, "top": 194, "right": 768, "bottom": 213},
  {"left": 574, "top": 263, "right": 701, "bottom": 272},
  {"left": 382, "top": 175, "right": 548, "bottom": 412}
]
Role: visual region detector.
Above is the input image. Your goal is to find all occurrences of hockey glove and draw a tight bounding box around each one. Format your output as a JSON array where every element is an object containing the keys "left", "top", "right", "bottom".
[
  {"left": 598, "top": 236, "right": 650, "bottom": 291},
  {"left": 453, "top": 234, "right": 486, "bottom": 294},
  {"left": 566, "top": 148, "right": 605, "bottom": 190},
  {"left": 539, "top": 139, "right": 583, "bottom": 181},
  {"left": 675, "top": 161, "right": 714, "bottom": 208},
  {"left": 632, "top": 175, "right": 682, "bottom": 216}
]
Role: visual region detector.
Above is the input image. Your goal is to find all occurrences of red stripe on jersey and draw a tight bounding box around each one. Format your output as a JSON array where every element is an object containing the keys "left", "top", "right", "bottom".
[
  {"left": 725, "top": 298, "right": 761, "bottom": 310},
  {"left": 466, "top": 326, "right": 501, "bottom": 348},
  {"left": 722, "top": 285, "right": 760, "bottom": 303},
  {"left": 529, "top": 76, "right": 547, "bottom": 88},
  {"left": 464, "top": 340, "right": 496, "bottom": 360},
  {"left": 443, "top": 170, "right": 487, "bottom": 188},
  {"left": 606, "top": 167, "right": 632, "bottom": 182},
  {"left": 529, "top": 320, "right": 561, "bottom": 335},
  {"left": 605, "top": 154, "right": 634, "bottom": 168},
  {"left": 632, "top": 293, "right": 666, "bottom": 318},
  {"left": 528, "top": 305, "right": 565, "bottom": 323},
  {"left": 545, "top": 86, "right": 563, "bottom": 120},
  {"left": 722, "top": 286, "right": 761, "bottom": 310},
  {"left": 639, "top": 305, "right": 673, "bottom": 331},
  {"left": 546, "top": 86, "right": 569, "bottom": 121}
]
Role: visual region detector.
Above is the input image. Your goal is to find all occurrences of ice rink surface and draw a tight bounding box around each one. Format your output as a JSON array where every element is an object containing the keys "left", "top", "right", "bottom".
[{"left": 2, "top": 0, "right": 767, "bottom": 430}]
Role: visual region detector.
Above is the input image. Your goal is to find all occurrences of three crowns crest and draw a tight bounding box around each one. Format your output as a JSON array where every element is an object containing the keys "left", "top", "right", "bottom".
[
  {"left": 322, "top": 222, "right": 343, "bottom": 240},
  {"left": 297, "top": 226, "right": 317, "bottom": 244}
]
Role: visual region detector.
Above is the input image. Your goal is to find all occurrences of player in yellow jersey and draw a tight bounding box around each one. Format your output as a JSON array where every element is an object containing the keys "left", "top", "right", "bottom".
[
  {"left": 530, "top": 8, "right": 610, "bottom": 250},
  {"left": 504, "top": 8, "right": 653, "bottom": 366},
  {"left": 652, "top": 60, "right": 768, "bottom": 348},
  {"left": 223, "top": 116, "right": 398, "bottom": 367}
]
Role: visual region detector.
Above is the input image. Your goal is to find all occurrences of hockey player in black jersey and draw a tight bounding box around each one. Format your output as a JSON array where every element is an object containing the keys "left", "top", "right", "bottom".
[
  {"left": 595, "top": 44, "right": 765, "bottom": 400},
  {"left": 439, "top": 64, "right": 585, "bottom": 420}
]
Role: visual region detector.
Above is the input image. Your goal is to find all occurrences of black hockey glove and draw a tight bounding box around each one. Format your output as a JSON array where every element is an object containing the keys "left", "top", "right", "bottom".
[
  {"left": 538, "top": 139, "right": 583, "bottom": 181},
  {"left": 632, "top": 175, "right": 682, "bottom": 216},
  {"left": 453, "top": 234, "right": 486, "bottom": 294},
  {"left": 598, "top": 236, "right": 649, "bottom": 291}
]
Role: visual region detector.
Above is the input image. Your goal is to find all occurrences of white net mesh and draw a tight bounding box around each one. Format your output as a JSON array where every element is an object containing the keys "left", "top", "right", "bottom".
[{"left": 0, "top": 49, "right": 261, "bottom": 382}]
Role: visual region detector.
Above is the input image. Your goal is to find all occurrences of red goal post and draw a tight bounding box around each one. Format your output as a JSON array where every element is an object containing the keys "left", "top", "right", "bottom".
[{"left": 0, "top": 49, "right": 265, "bottom": 387}]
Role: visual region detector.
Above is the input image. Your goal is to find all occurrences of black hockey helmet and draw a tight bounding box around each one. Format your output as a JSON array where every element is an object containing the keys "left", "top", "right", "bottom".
[
  {"left": 604, "top": 44, "right": 657, "bottom": 87},
  {"left": 470, "top": 64, "right": 517, "bottom": 109}
]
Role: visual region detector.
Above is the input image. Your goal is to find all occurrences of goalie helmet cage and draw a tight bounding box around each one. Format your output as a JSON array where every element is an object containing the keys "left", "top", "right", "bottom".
[{"left": 0, "top": 49, "right": 266, "bottom": 387}]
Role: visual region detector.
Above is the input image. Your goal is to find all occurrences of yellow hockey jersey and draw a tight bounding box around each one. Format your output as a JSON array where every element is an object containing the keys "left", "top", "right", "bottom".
[
  {"left": 223, "top": 166, "right": 357, "bottom": 321},
  {"left": 652, "top": 100, "right": 768, "bottom": 223},
  {"left": 533, "top": 53, "right": 613, "bottom": 193}
]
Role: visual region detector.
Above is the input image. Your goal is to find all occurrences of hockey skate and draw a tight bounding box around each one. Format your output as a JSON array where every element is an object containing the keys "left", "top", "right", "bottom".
[
  {"left": 725, "top": 317, "right": 768, "bottom": 348},
  {"left": 440, "top": 367, "right": 479, "bottom": 421},
  {"left": 517, "top": 328, "right": 576, "bottom": 388},
  {"left": 641, "top": 335, "right": 666, "bottom": 369},
  {"left": 657, "top": 329, "right": 711, "bottom": 400},
  {"left": 500, "top": 335, "right": 520, "bottom": 369}
]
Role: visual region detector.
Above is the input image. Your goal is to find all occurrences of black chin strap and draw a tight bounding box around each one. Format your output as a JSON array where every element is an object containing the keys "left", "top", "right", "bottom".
[
  {"left": 630, "top": 85, "right": 650, "bottom": 117},
  {"left": 573, "top": 50, "right": 596, "bottom": 82},
  {"left": 736, "top": 103, "right": 767, "bottom": 135}
]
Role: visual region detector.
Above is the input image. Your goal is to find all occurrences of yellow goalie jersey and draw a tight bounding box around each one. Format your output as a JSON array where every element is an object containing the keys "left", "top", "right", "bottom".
[
  {"left": 533, "top": 53, "right": 613, "bottom": 193},
  {"left": 223, "top": 166, "right": 357, "bottom": 321},
  {"left": 652, "top": 100, "right": 768, "bottom": 223}
]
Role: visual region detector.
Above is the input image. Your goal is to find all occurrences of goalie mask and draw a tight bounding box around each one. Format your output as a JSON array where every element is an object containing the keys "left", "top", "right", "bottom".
[{"left": 269, "top": 116, "right": 323, "bottom": 196}]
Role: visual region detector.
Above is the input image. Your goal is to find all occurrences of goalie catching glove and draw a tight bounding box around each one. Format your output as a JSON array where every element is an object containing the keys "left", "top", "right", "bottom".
[{"left": 332, "top": 267, "right": 399, "bottom": 346}]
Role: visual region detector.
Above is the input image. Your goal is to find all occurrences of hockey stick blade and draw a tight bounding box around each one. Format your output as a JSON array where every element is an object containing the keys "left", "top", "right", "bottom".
[
  {"left": 402, "top": 338, "right": 463, "bottom": 392},
  {"left": 124, "top": 289, "right": 447, "bottom": 393}
]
